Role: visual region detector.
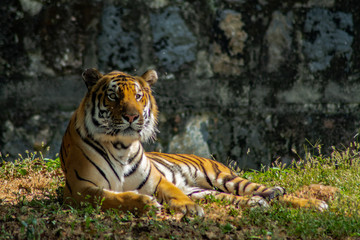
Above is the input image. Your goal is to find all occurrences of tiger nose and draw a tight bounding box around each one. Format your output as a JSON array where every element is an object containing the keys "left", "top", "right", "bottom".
[{"left": 123, "top": 114, "right": 139, "bottom": 123}]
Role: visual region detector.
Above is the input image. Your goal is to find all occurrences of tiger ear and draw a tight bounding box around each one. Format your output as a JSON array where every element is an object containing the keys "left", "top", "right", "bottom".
[
  {"left": 141, "top": 70, "right": 158, "bottom": 86},
  {"left": 82, "top": 68, "right": 103, "bottom": 90}
]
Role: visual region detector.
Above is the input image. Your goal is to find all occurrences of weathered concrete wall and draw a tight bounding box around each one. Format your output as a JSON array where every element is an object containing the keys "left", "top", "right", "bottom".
[{"left": 1, "top": 0, "right": 359, "bottom": 169}]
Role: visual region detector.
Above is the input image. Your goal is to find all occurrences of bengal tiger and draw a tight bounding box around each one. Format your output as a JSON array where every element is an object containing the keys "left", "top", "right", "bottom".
[{"left": 59, "top": 68, "right": 328, "bottom": 216}]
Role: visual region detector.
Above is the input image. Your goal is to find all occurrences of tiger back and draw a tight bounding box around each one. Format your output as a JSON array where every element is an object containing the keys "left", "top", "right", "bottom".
[{"left": 60, "top": 68, "right": 328, "bottom": 216}]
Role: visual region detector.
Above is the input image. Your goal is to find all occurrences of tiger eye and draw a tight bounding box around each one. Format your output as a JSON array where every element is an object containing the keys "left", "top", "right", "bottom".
[
  {"left": 108, "top": 93, "right": 117, "bottom": 101},
  {"left": 135, "top": 93, "right": 143, "bottom": 101}
]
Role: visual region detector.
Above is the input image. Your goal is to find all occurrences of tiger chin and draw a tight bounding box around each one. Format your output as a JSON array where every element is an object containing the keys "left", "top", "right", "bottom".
[{"left": 59, "top": 68, "right": 328, "bottom": 216}]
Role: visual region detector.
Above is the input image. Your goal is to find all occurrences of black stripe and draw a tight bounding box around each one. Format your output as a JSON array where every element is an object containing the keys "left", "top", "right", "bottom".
[
  {"left": 66, "top": 123, "right": 72, "bottom": 138},
  {"left": 59, "top": 128, "right": 70, "bottom": 167},
  {"left": 60, "top": 145, "right": 66, "bottom": 168},
  {"left": 91, "top": 92, "right": 97, "bottom": 118},
  {"left": 88, "top": 160, "right": 112, "bottom": 189},
  {"left": 60, "top": 141, "right": 67, "bottom": 159},
  {"left": 254, "top": 187, "right": 272, "bottom": 201},
  {"left": 153, "top": 176, "right": 162, "bottom": 195},
  {"left": 222, "top": 175, "right": 238, "bottom": 192},
  {"left": 252, "top": 185, "right": 261, "bottom": 193},
  {"left": 74, "top": 169, "right": 97, "bottom": 186},
  {"left": 124, "top": 154, "right": 143, "bottom": 177},
  {"left": 100, "top": 92, "right": 107, "bottom": 108},
  {"left": 79, "top": 134, "right": 121, "bottom": 182},
  {"left": 242, "top": 181, "right": 253, "bottom": 193},
  {"left": 188, "top": 190, "right": 205, "bottom": 196},
  {"left": 148, "top": 156, "right": 176, "bottom": 183},
  {"left": 96, "top": 92, "right": 103, "bottom": 114},
  {"left": 200, "top": 164, "right": 214, "bottom": 189},
  {"left": 161, "top": 154, "right": 194, "bottom": 178},
  {"left": 211, "top": 161, "right": 222, "bottom": 180},
  {"left": 188, "top": 155, "right": 214, "bottom": 188},
  {"left": 136, "top": 165, "right": 152, "bottom": 190},
  {"left": 235, "top": 179, "right": 244, "bottom": 195},
  {"left": 108, "top": 149, "right": 120, "bottom": 164},
  {"left": 172, "top": 171, "right": 177, "bottom": 185},
  {"left": 129, "top": 146, "right": 142, "bottom": 164},
  {"left": 66, "top": 179, "right": 73, "bottom": 195},
  {"left": 90, "top": 90, "right": 102, "bottom": 127},
  {"left": 80, "top": 148, "right": 112, "bottom": 189},
  {"left": 97, "top": 92, "right": 103, "bottom": 105},
  {"left": 175, "top": 154, "right": 202, "bottom": 169},
  {"left": 153, "top": 154, "right": 189, "bottom": 185},
  {"left": 153, "top": 162, "right": 166, "bottom": 177}
]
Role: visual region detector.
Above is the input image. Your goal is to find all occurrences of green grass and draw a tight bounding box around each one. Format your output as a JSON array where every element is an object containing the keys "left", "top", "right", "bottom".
[{"left": 0, "top": 143, "right": 360, "bottom": 239}]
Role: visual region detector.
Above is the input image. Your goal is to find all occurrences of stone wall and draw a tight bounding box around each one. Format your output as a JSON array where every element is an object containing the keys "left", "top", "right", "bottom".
[{"left": 1, "top": 0, "right": 359, "bottom": 169}]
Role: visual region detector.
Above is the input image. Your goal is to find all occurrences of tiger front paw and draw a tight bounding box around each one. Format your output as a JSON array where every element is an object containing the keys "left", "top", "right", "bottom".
[
  {"left": 168, "top": 198, "right": 204, "bottom": 217},
  {"left": 103, "top": 190, "right": 160, "bottom": 214},
  {"left": 125, "top": 193, "right": 160, "bottom": 214}
]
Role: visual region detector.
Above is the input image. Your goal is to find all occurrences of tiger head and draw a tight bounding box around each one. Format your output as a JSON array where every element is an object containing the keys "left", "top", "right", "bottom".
[{"left": 76, "top": 68, "right": 159, "bottom": 143}]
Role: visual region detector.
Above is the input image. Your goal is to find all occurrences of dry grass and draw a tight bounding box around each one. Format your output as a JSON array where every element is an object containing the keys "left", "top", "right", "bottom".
[{"left": 296, "top": 184, "right": 340, "bottom": 201}]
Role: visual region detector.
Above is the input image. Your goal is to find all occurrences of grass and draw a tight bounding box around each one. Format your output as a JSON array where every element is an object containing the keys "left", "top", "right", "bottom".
[{"left": 0, "top": 143, "right": 360, "bottom": 239}]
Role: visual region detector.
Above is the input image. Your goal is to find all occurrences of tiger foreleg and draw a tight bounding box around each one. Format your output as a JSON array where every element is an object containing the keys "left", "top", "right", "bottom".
[
  {"left": 155, "top": 177, "right": 204, "bottom": 216},
  {"left": 101, "top": 189, "right": 159, "bottom": 213},
  {"left": 64, "top": 186, "right": 158, "bottom": 215}
]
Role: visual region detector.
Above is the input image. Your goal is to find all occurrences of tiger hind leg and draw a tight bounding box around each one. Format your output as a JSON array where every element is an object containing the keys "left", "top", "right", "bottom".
[
  {"left": 196, "top": 171, "right": 328, "bottom": 211},
  {"left": 197, "top": 171, "right": 328, "bottom": 210},
  {"left": 209, "top": 172, "right": 287, "bottom": 203},
  {"left": 189, "top": 188, "right": 328, "bottom": 211},
  {"left": 278, "top": 195, "right": 328, "bottom": 211},
  {"left": 188, "top": 190, "right": 270, "bottom": 208}
]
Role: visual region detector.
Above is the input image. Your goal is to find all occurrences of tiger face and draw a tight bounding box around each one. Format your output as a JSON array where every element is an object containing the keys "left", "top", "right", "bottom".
[{"left": 77, "top": 69, "right": 158, "bottom": 143}]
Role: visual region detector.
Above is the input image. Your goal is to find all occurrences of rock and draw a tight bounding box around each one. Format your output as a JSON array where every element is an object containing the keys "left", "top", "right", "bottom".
[
  {"left": 98, "top": 6, "right": 141, "bottom": 72},
  {"left": 150, "top": 6, "right": 197, "bottom": 72},
  {"left": 0, "top": 75, "right": 85, "bottom": 114},
  {"left": 277, "top": 81, "right": 322, "bottom": 104},
  {"left": 265, "top": 11, "right": 293, "bottom": 72},
  {"left": 306, "top": 0, "right": 335, "bottom": 8},
  {"left": 324, "top": 81, "right": 360, "bottom": 103},
  {"left": 19, "top": 0, "right": 42, "bottom": 16},
  {"left": 2, "top": 120, "right": 15, "bottom": 143},
  {"left": 168, "top": 115, "right": 211, "bottom": 158},
  {"left": 195, "top": 50, "right": 214, "bottom": 78},
  {"left": 303, "top": 8, "right": 353, "bottom": 72},
  {"left": 146, "top": 0, "right": 169, "bottom": 9}
]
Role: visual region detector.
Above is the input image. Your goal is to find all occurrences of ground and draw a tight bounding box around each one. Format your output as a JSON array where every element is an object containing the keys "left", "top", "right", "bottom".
[{"left": 1, "top": 143, "right": 360, "bottom": 239}]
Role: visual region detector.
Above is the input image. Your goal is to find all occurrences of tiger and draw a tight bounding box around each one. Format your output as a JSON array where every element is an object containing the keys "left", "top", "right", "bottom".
[{"left": 59, "top": 68, "right": 328, "bottom": 216}]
